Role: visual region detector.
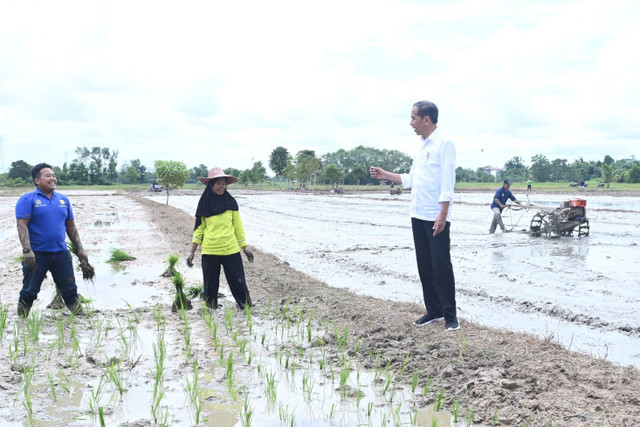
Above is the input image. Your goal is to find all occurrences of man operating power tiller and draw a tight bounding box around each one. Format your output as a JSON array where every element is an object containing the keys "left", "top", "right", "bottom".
[
  {"left": 489, "top": 179, "right": 522, "bottom": 234},
  {"left": 15, "top": 163, "right": 90, "bottom": 317}
]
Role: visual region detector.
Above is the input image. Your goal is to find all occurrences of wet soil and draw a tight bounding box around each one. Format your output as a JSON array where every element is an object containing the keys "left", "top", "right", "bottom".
[
  {"left": 0, "top": 189, "right": 638, "bottom": 426},
  {"left": 137, "top": 193, "right": 640, "bottom": 426}
]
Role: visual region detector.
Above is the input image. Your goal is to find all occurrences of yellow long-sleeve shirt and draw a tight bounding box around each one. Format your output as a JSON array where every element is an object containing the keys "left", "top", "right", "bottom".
[{"left": 192, "top": 210, "right": 247, "bottom": 255}]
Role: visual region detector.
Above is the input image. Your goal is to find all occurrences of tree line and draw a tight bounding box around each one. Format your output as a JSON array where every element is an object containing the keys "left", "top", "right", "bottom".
[
  {"left": 456, "top": 154, "right": 640, "bottom": 186},
  {"left": 2, "top": 145, "right": 638, "bottom": 189}
]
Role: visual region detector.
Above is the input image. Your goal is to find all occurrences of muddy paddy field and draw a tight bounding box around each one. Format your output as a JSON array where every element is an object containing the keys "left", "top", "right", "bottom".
[{"left": 0, "top": 188, "right": 639, "bottom": 426}]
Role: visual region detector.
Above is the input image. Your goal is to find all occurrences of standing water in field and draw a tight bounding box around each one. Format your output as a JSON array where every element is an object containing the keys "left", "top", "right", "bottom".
[{"left": 160, "top": 190, "right": 640, "bottom": 368}]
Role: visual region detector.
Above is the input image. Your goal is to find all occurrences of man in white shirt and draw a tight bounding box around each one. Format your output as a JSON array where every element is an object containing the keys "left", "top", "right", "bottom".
[{"left": 370, "top": 100, "right": 459, "bottom": 331}]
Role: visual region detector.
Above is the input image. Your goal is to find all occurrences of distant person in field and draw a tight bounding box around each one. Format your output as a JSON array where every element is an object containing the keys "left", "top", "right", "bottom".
[
  {"left": 15, "top": 163, "right": 89, "bottom": 317},
  {"left": 370, "top": 100, "right": 460, "bottom": 332},
  {"left": 186, "top": 167, "right": 254, "bottom": 310},
  {"left": 527, "top": 179, "right": 532, "bottom": 192},
  {"left": 489, "top": 179, "right": 522, "bottom": 234}
]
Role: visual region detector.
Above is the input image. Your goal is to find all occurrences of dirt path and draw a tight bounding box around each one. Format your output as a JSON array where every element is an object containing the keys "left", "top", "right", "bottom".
[{"left": 135, "top": 194, "right": 640, "bottom": 426}]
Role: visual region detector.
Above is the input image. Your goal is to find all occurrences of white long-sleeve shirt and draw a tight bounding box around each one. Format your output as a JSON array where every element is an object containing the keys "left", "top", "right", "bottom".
[{"left": 400, "top": 128, "right": 456, "bottom": 221}]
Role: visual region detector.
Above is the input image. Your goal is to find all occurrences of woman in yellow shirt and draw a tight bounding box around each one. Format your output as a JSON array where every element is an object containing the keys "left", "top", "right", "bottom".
[{"left": 186, "top": 168, "right": 254, "bottom": 309}]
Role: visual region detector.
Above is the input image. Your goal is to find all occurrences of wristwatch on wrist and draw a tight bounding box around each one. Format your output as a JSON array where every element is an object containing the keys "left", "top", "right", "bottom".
[{"left": 23, "top": 247, "right": 32, "bottom": 254}]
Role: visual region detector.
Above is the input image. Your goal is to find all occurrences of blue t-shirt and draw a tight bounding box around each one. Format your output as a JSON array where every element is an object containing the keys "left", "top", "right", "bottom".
[
  {"left": 15, "top": 189, "right": 74, "bottom": 252},
  {"left": 490, "top": 187, "right": 516, "bottom": 211}
]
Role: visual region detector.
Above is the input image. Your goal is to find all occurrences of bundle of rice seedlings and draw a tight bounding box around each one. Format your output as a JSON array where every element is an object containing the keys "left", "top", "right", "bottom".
[
  {"left": 67, "top": 241, "right": 96, "bottom": 283},
  {"left": 107, "top": 249, "right": 136, "bottom": 263},
  {"left": 171, "top": 272, "right": 192, "bottom": 311},
  {"left": 186, "top": 285, "right": 204, "bottom": 299},
  {"left": 162, "top": 253, "right": 180, "bottom": 277}
]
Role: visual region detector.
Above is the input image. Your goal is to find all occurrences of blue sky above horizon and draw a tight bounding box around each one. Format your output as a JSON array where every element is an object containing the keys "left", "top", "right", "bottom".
[{"left": 1, "top": 0, "right": 638, "bottom": 174}]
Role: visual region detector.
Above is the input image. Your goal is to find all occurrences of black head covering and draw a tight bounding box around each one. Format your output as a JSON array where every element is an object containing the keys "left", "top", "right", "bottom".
[{"left": 194, "top": 178, "right": 239, "bottom": 230}]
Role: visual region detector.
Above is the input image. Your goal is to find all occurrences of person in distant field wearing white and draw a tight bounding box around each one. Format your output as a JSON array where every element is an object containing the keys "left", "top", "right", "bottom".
[{"left": 369, "top": 100, "right": 460, "bottom": 332}]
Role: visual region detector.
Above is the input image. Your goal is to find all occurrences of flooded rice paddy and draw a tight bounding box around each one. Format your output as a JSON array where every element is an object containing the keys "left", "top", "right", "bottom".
[
  {"left": 163, "top": 190, "right": 640, "bottom": 369},
  {"left": 0, "top": 192, "right": 474, "bottom": 426}
]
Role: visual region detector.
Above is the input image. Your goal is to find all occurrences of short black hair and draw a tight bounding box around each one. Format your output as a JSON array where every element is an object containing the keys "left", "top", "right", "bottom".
[
  {"left": 413, "top": 100, "right": 438, "bottom": 124},
  {"left": 31, "top": 163, "right": 53, "bottom": 183}
]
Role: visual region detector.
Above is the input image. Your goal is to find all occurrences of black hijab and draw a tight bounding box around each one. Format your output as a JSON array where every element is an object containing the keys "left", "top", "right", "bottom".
[{"left": 193, "top": 178, "right": 239, "bottom": 230}]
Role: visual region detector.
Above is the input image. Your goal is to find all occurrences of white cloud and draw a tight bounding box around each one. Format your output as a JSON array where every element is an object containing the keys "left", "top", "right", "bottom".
[{"left": 0, "top": 0, "right": 638, "bottom": 174}]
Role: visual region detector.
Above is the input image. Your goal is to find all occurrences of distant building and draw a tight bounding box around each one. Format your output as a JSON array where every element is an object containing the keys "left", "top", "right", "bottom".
[{"left": 484, "top": 167, "right": 501, "bottom": 180}]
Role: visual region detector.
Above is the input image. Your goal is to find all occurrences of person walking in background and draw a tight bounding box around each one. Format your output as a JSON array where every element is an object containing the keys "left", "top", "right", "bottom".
[
  {"left": 370, "top": 100, "right": 460, "bottom": 331},
  {"left": 527, "top": 178, "right": 532, "bottom": 192},
  {"left": 186, "top": 167, "right": 254, "bottom": 310},
  {"left": 489, "top": 179, "right": 522, "bottom": 234},
  {"left": 15, "top": 163, "right": 89, "bottom": 317}
]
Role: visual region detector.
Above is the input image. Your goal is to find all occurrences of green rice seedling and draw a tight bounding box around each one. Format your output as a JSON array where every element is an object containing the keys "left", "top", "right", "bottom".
[
  {"left": 261, "top": 332, "right": 266, "bottom": 346},
  {"left": 14, "top": 255, "right": 24, "bottom": 263},
  {"left": 238, "top": 339, "right": 248, "bottom": 353},
  {"left": 67, "top": 241, "right": 96, "bottom": 282},
  {"left": 99, "top": 407, "right": 105, "bottom": 427},
  {"left": 183, "top": 359, "right": 204, "bottom": 425},
  {"left": 456, "top": 336, "right": 468, "bottom": 359},
  {"left": 423, "top": 374, "right": 432, "bottom": 397},
  {"left": 339, "top": 358, "right": 352, "bottom": 396},
  {"left": 383, "top": 373, "right": 395, "bottom": 395},
  {"left": 302, "top": 370, "right": 314, "bottom": 398},
  {"left": 367, "top": 402, "right": 374, "bottom": 417},
  {"left": 224, "top": 306, "right": 234, "bottom": 333},
  {"left": 492, "top": 409, "right": 498, "bottom": 426},
  {"left": 186, "top": 285, "right": 204, "bottom": 299},
  {"left": 226, "top": 352, "right": 234, "bottom": 387},
  {"left": 0, "top": 304, "right": 9, "bottom": 340},
  {"left": 399, "top": 355, "right": 410, "bottom": 377},
  {"left": 434, "top": 389, "right": 444, "bottom": 411},
  {"left": 247, "top": 351, "right": 253, "bottom": 365},
  {"left": 279, "top": 403, "right": 295, "bottom": 424},
  {"left": 164, "top": 253, "right": 180, "bottom": 277},
  {"left": 453, "top": 397, "right": 460, "bottom": 422},
  {"left": 181, "top": 309, "right": 192, "bottom": 362},
  {"left": 411, "top": 371, "right": 421, "bottom": 393},
  {"left": 124, "top": 300, "right": 141, "bottom": 324},
  {"left": 431, "top": 416, "right": 437, "bottom": 427},
  {"left": 409, "top": 411, "right": 417, "bottom": 426},
  {"left": 104, "top": 358, "right": 125, "bottom": 396},
  {"left": 465, "top": 409, "right": 474, "bottom": 427},
  {"left": 107, "top": 248, "right": 136, "bottom": 263},
  {"left": 172, "top": 273, "right": 192, "bottom": 311},
  {"left": 241, "top": 395, "right": 253, "bottom": 427},
  {"left": 153, "top": 305, "right": 165, "bottom": 331},
  {"left": 57, "top": 365, "right": 71, "bottom": 393},
  {"left": 356, "top": 388, "right": 364, "bottom": 406},
  {"left": 47, "top": 372, "right": 57, "bottom": 401},
  {"left": 87, "top": 376, "right": 107, "bottom": 416},
  {"left": 20, "top": 362, "right": 36, "bottom": 423},
  {"left": 264, "top": 371, "right": 277, "bottom": 400},
  {"left": 329, "top": 404, "right": 335, "bottom": 420},
  {"left": 151, "top": 335, "right": 168, "bottom": 425}
]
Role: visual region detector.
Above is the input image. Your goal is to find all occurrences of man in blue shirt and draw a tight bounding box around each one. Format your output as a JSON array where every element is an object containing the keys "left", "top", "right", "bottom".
[
  {"left": 15, "top": 163, "right": 90, "bottom": 317},
  {"left": 489, "top": 179, "right": 521, "bottom": 234}
]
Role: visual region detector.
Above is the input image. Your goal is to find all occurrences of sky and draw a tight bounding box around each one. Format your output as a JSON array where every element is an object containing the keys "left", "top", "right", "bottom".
[{"left": 1, "top": 0, "right": 638, "bottom": 175}]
